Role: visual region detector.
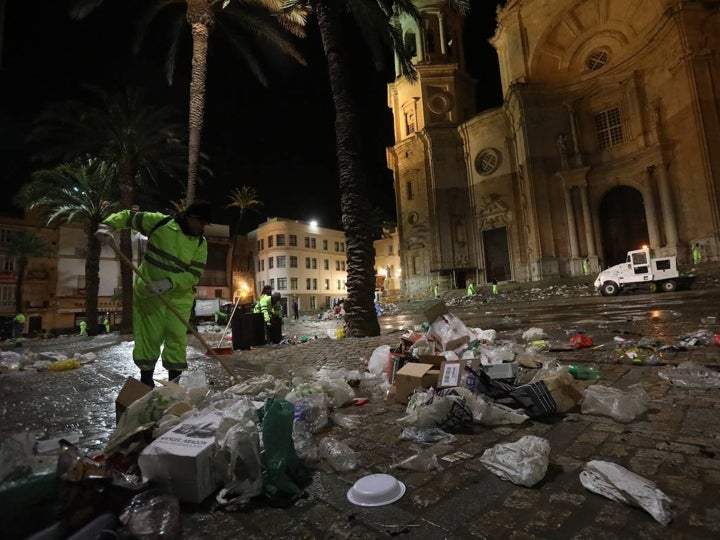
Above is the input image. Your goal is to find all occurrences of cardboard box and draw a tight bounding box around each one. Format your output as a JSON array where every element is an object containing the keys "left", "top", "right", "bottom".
[
  {"left": 424, "top": 301, "right": 449, "bottom": 325},
  {"left": 481, "top": 361, "right": 519, "bottom": 380},
  {"left": 438, "top": 361, "right": 463, "bottom": 388},
  {"left": 138, "top": 407, "right": 223, "bottom": 504},
  {"left": 394, "top": 361, "right": 441, "bottom": 404},
  {"left": 115, "top": 377, "right": 152, "bottom": 423}
]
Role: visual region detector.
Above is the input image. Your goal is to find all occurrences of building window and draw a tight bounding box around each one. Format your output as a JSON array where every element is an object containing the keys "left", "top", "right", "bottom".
[
  {"left": 276, "top": 256, "right": 286, "bottom": 268},
  {"left": 310, "top": 238, "right": 316, "bottom": 249},
  {"left": 595, "top": 107, "right": 624, "bottom": 149},
  {"left": 276, "top": 234, "right": 286, "bottom": 246},
  {"left": 270, "top": 278, "right": 274, "bottom": 289},
  {"left": 260, "top": 259, "right": 265, "bottom": 271},
  {"left": 0, "top": 228, "right": 10, "bottom": 243},
  {"left": 335, "top": 260, "right": 341, "bottom": 271},
  {"left": 277, "top": 277, "right": 287, "bottom": 290},
  {"left": 257, "top": 239, "right": 264, "bottom": 251},
  {"left": 290, "top": 256, "right": 298, "bottom": 268},
  {"left": 290, "top": 277, "right": 298, "bottom": 290},
  {"left": 309, "top": 296, "right": 317, "bottom": 310},
  {"left": 341, "top": 261, "right": 346, "bottom": 271},
  {"left": 340, "top": 243, "right": 345, "bottom": 253},
  {"left": 586, "top": 49, "right": 609, "bottom": 71},
  {"left": 289, "top": 235, "right": 297, "bottom": 246},
  {"left": 0, "top": 255, "right": 16, "bottom": 272},
  {"left": 323, "top": 240, "right": 328, "bottom": 250},
  {"left": 268, "top": 257, "right": 274, "bottom": 269},
  {"left": 306, "top": 278, "right": 311, "bottom": 290},
  {"left": 324, "top": 279, "right": 330, "bottom": 290},
  {"left": 334, "top": 241, "right": 340, "bottom": 251},
  {"left": 412, "top": 255, "right": 419, "bottom": 275},
  {"left": 337, "top": 279, "right": 343, "bottom": 290},
  {"left": 311, "top": 258, "right": 317, "bottom": 269},
  {"left": 474, "top": 148, "right": 500, "bottom": 175},
  {"left": 305, "top": 257, "right": 311, "bottom": 269},
  {"left": 323, "top": 259, "right": 329, "bottom": 270},
  {"left": 406, "top": 179, "right": 415, "bottom": 200},
  {"left": 388, "top": 245, "right": 393, "bottom": 255},
  {"left": 304, "top": 237, "right": 310, "bottom": 248},
  {"left": 312, "top": 279, "right": 317, "bottom": 290},
  {"left": 268, "top": 235, "right": 274, "bottom": 248},
  {"left": 325, "top": 297, "right": 332, "bottom": 309},
  {"left": 0, "top": 285, "right": 14, "bottom": 307}
]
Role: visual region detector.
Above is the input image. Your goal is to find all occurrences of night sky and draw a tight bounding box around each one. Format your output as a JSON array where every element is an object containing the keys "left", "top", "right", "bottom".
[{"left": 0, "top": 0, "right": 501, "bottom": 231}]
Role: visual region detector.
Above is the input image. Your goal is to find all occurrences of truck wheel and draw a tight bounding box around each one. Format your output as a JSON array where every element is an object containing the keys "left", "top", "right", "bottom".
[
  {"left": 601, "top": 281, "right": 620, "bottom": 296},
  {"left": 660, "top": 280, "right": 677, "bottom": 292},
  {"left": 648, "top": 282, "right": 658, "bottom": 293}
]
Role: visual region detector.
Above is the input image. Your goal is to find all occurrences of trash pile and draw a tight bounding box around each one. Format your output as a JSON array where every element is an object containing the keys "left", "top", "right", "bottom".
[
  {"left": 0, "top": 349, "right": 96, "bottom": 373},
  {"left": 4, "top": 300, "right": 720, "bottom": 536}
]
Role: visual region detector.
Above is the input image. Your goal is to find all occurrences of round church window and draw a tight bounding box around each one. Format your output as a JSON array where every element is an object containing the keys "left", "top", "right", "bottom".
[
  {"left": 586, "top": 49, "right": 609, "bottom": 71},
  {"left": 475, "top": 148, "right": 500, "bottom": 175}
]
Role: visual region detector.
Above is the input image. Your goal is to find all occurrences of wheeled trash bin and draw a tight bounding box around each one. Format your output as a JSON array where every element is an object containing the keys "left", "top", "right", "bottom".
[{"left": 232, "top": 312, "right": 266, "bottom": 350}]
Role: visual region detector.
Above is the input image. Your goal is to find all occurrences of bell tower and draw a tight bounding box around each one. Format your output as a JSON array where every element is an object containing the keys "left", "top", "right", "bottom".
[{"left": 387, "top": 1, "right": 477, "bottom": 295}]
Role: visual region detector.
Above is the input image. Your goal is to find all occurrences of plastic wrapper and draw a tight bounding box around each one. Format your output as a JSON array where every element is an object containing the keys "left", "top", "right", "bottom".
[
  {"left": 581, "top": 384, "right": 648, "bottom": 423},
  {"left": 399, "top": 426, "right": 456, "bottom": 444},
  {"left": 119, "top": 489, "right": 181, "bottom": 539},
  {"left": 479, "top": 435, "right": 551, "bottom": 487},
  {"left": 580, "top": 460, "right": 673, "bottom": 525},
  {"left": 657, "top": 361, "right": 720, "bottom": 389},
  {"left": 389, "top": 443, "right": 454, "bottom": 471}
]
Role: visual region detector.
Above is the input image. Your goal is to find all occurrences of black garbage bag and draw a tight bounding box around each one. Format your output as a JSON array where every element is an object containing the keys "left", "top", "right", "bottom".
[{"left": 258, "top": 398, "right": 312, "bottom": 507}]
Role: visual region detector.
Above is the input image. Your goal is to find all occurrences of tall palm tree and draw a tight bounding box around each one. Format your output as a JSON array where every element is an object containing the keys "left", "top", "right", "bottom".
[
  {"left": 2, "top": 231, "right": 50, "bottom": 316},
  {"left": 280, "top": 0, "right": 466, "bottom": 336},
  {"left": 226, "top": 186, "right": 263, "bottom": 280},
  {"left": 15, "top": 160, "right": 121, "bottom": 337},
  {"left": 27, "top": 85, "right": 188, "bottom": 333},
  {"left": 70, "top": 0, "right": 307, "bottom": 204}
]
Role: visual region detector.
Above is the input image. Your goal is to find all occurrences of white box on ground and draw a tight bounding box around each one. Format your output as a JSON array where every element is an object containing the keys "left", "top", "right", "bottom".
[
  {"left": 138, "top": 407, "right": 222, "bottom": 503},
  {"left": 482, "top": 361, "right": 519, "bottom": 380}
]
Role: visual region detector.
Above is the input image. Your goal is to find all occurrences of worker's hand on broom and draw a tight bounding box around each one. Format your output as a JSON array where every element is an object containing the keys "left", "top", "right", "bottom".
[
  {"left": 94, "top": 223, "right": 115, "bottom": 245},
  {"left": 147, "top": 278, "right": 173, "bottom": 296}
]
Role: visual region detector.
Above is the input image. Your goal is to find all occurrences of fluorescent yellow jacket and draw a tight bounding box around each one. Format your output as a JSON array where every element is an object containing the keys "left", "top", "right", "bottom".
[{"left": 253, "top": 294, "right": 273, "bottom": 322}]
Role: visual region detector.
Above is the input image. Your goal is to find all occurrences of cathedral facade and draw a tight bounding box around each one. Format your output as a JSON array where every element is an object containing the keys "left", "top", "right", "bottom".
[{"left": 386, "top": 0, "right": 720, "bottom": 295}]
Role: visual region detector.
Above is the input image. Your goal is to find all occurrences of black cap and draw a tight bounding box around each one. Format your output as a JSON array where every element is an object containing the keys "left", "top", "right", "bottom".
[{"left": 185, "top": 200, "right": 213, "bottom": 222}]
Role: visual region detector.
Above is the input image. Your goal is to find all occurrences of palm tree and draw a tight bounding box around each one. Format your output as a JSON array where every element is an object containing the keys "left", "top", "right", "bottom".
[
  {"left": 27, "top": 85, "right": 188, "bottom": 333},
  {"left": 280, "top": 0, "right": 469, "bottom": 336},
  {"left": 226, "top": 186, "right": 263, "bottom": 280},
  {"left": 15, "top": 160, "right": 121, "bottom": 337},
  {"left": 70, "top": 0, "right": 307, "bottom": 204},
  {"left": 2, "top": 231, "right": 50, "bottom": 316}
]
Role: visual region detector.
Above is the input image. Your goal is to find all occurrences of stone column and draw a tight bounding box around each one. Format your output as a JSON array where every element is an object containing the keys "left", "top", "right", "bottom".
[
  {"left": 579, "top": 185, "right": 596, "bottom": 257},
  {"left": 564, "top": 187, "right": 579, "bottom": 258},
  {"left": 655, "top": 165, "right": 679, "bottom": 247},
  {"left": 438, "top": 12, "right": 447, "bottom": 56},
  {"left": 643, "top": 172, "right": 661, "bottom": 248}
]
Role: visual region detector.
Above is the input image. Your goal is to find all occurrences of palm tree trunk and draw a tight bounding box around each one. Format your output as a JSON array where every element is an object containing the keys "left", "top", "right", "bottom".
[
  {"left": 14, "top": 261, "right": 26, "bottom": 315},
  {"left": 84, "top": 221, "right": 102, "bottom": 336},
  {"left": 315, "top": 3, "right": 380, "bottom": 337},
  {"left": 185, "top": 0, "right": 214, "bottom": 204},
  {"left": 118, "top": 170, "right": 135, "bottom": 334}
]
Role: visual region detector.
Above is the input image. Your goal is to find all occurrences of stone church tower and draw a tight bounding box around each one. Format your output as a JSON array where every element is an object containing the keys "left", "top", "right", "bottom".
[{"left": 387, "top": 0, "right": 720, "bottom": 296}]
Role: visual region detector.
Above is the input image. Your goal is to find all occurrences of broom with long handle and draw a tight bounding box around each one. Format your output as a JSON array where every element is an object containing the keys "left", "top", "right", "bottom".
[{"left": 106, "top": 238, "right": 239, "bottom": 382}]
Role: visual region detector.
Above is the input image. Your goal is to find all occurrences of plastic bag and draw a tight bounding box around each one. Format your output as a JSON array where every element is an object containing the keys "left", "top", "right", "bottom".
[
  {"left": 479, "top": 435, "right": 550, "bottom": 487},
  {"left": 119, "top": 489, "right": 181, "bottom": 539},
  {"left": 657, "top": 361, "right": 720, "bottom": 389},
  {"left": 389, "top": 443, "right": 454, "bottom": 471},
  {"left": 580, "top": 460, "right": 673, "bottom": 525},
  {"left": 581, "top": 384, "right": 648, "bottom": 423},
  {"left": 258, "top": 398, "right": 312, "bottom": 506}
]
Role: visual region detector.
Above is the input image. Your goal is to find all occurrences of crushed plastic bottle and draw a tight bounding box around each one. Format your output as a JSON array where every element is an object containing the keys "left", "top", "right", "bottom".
[
  {"left": 567, "top": 364, "right": 600, "bottom": 380},
  {"left": 319, "top": 436, "right": 357, "bottom": 471}
]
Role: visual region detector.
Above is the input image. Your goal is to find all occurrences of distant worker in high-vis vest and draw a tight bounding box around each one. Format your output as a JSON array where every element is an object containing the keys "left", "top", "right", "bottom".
[{"left": 12, "top": 312, "right": 25, "bottom": 347}]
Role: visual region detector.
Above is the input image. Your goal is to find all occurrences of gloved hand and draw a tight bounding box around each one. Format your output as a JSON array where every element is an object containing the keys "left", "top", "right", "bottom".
[
  {"left": 94, "top": 223, "right": 115, "bottom": 245},
  {"left": 147, "top": 278, "right": 173, "bottom": 296}
]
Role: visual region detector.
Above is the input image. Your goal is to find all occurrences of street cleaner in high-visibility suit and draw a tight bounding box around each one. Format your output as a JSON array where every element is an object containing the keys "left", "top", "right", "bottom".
[
  {"left": 95, "top": 201, "right": 211, "bottom": 387},
  {"left": 253, "top": 285, "right": 273, "bottom": 344}
]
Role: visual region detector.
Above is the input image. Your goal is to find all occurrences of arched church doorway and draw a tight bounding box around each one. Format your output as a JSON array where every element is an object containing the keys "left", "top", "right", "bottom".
[{"left": 599, "top": 186, "right": 649, "bottom": 267}]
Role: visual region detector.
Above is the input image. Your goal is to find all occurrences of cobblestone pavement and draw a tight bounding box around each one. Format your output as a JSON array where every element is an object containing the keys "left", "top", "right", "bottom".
[{"left": 2, "top": 270, "right": 720, "bottom": 539}]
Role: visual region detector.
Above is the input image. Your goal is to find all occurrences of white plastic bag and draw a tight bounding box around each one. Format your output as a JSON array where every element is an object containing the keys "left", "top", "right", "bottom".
[
  {"left": 479, "top": 435, "right": 550, "bottom": 487},
  {"left": 367, "top": 345, "right": 390, "bottom": 375},
  {"left": 581, "top": 384, "right": 648, "bottom": 423},
  {"left": 579, "top": 460, "right": 673, "bottom": 525}
]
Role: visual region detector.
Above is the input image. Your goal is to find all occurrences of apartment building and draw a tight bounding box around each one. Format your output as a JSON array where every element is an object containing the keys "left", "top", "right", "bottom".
[
  {"left": 0, "top": 209, "right": 233, "bottom": 334},
  {"left": 248, "top": 218, "right": 348, "bottom": 315}
]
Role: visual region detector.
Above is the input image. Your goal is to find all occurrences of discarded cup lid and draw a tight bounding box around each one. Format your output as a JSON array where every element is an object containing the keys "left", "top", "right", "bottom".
[{"left": 346, "top": 474, "right": 406, "bottom": 507}]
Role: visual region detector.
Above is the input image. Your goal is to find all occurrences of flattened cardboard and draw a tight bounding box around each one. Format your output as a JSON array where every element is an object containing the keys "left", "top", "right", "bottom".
[
  {"left": 115, "top": 377, "right": 152, "bottom": 423},
  {"left": 438, "top": 361, "right": 463, "bottom": 388},
  {"left": 424, "top": 301, "right": 448, "bottom": 325}
]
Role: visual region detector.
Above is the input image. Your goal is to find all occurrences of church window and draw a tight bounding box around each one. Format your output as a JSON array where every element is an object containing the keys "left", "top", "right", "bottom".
[
  {"left": 474, "top": 148, "right": 500, "bottom": 175},
  {"left": 586, "top": 49, "right": 609, "bottom": 71},
  {"left": 406, "top": 179, "right": 416, "bottom": 200},
  {"left": 595, "top": 107, "right": 624, "bottom": 149}
]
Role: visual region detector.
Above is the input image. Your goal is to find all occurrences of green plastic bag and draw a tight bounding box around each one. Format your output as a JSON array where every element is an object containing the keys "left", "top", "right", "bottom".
[{"left": 258, "top": 398, "right": 312, "bottom": 507}]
